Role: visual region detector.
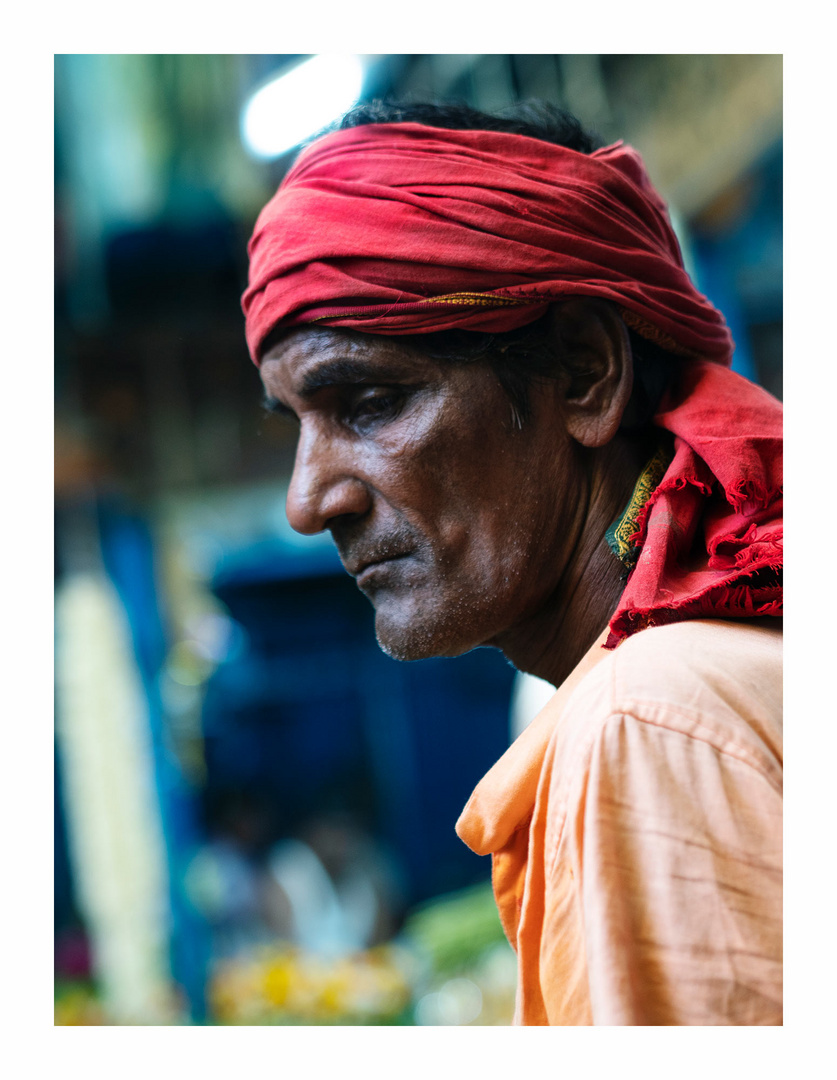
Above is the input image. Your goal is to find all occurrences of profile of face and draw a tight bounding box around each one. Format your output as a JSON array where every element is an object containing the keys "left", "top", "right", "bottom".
[{"left": 260, "top": 326, "right": 591, "bottom": 662}]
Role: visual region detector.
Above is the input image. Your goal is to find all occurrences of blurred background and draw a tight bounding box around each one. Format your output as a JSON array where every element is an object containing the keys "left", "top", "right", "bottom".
[{"left": 53, "top": 53, "right": 782, "bottom": 1026}]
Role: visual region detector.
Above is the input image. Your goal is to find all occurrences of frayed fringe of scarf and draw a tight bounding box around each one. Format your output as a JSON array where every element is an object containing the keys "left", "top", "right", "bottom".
[
  {"left": 708, "top": 524, "right": 783, "bottom": 572},
  {"left": 606, "top": 570, "right": 783, "bottom": 650},
  {"left": 606, "top": 426, "right": 782, "bottom": 650},
  {"left": 629, "top": 470, "right": 714, "bottom": 549},
  {"left": 727, "top": 476, "right": 782, "bottom": 516},
  {"left": 628, "top": 469, "right": 782, "bottom": 553}
]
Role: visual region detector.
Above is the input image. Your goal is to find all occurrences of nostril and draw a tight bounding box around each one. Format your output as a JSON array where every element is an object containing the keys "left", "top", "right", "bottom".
[
  {"left": 324, "top": 505, "right": 369, "bottom": 532},
  {"left": 286, "top": 473, "right": 371, "bottom": 536}
]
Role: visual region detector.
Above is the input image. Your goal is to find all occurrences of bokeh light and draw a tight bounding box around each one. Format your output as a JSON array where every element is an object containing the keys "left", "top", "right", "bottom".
[{"left": 241, "top": 55, "right": 365, "bottom": 160}]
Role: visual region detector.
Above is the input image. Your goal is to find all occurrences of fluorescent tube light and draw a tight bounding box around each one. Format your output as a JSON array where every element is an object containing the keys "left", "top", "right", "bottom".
[{"left": 241, "top": 54, "right": 365, "bottom": 160}]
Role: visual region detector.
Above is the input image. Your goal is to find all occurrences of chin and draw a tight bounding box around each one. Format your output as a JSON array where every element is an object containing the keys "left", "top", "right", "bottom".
[{"left": 372, "top": 606, "right": 486, "bottom": 662}]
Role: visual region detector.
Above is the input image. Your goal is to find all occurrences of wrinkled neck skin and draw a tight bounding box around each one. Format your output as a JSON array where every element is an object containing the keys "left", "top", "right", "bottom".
[{"left": 488, "top": 431, "right": 651, "bottom": 689}]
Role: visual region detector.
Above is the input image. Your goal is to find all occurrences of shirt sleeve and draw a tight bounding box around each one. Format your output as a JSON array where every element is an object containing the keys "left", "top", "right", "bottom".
[{"left": 559, "top": 710, "right": 782, "bottom": 1025}]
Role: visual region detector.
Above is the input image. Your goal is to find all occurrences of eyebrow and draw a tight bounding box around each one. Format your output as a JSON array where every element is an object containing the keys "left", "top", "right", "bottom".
[
  {"left": 261, "top": 355, "right": 418, "bottom": 417},
  {"left": 297, "top": 356, "right": 410, "bottom": 397}
]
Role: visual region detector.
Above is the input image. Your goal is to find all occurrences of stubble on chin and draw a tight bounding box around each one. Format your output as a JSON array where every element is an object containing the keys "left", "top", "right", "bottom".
[
  {"left": 374, "top": 615, "right": 443, "bottom": 662},
  {"left": 370, "top": 582, "right": 496, "bottom": 662}
]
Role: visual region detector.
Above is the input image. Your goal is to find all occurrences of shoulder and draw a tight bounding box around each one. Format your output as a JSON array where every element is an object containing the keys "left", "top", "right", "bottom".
[{"left": 555, "top": 618, "right": 782, "bottom": 786}]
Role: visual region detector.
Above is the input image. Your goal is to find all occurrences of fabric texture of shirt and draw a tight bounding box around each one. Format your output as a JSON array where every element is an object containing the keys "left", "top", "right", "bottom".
[{"left": 456, "top": 617, "right": 782, "bottom": 1025}]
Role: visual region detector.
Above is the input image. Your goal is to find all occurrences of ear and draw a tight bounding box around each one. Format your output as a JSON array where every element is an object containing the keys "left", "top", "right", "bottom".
[{"left": 547, "top": 298, "right": 634, "bottom": 448}]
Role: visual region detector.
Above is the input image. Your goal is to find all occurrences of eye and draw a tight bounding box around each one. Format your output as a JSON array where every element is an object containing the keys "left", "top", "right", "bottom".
[{"left": 345, "top": 387, "right": 407, "bottom": 431}]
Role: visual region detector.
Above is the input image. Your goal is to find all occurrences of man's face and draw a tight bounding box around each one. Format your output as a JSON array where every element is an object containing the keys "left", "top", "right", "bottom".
[{"left": 260, "top": 327, "right": 585, "bottom": 661}]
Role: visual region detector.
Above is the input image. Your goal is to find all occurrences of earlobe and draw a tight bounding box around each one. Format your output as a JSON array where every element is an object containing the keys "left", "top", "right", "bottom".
[{"left": 548, "top": 299, "right": 634, "bottom": 448}]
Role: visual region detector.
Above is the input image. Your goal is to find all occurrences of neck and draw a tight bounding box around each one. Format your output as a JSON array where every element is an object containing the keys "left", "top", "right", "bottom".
[{"left": 493, "top": 432, "right": 654, "bottom": 688}]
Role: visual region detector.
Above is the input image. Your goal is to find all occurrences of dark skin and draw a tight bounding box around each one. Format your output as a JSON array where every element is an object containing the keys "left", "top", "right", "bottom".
[{"left": 260, "top": 298, "right": 650, "bottom": 688}]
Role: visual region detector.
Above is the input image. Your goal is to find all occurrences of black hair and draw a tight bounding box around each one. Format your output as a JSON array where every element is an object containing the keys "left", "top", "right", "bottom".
[
  {"left": 336, "top": 98, "right": 602, "bottom": 155},
  {"left": 334, "top": 99, "right": 678, "bottom": 430},
  {"left": 397, "top": 316, "right": 675, "bottom": 431}
]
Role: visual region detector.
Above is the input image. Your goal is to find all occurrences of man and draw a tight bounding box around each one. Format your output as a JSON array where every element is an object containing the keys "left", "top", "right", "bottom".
[{"left": 242, "top": 101, "right": 782, "bottom": 1025}]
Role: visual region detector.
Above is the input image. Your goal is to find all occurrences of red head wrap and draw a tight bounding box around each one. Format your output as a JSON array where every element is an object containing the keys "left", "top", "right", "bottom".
[
  {"left": 243, "top": 123, "right": 733, "bottom": 365},
  {"left": 243, "top": 122, "right": 781, "bottom": 645}
]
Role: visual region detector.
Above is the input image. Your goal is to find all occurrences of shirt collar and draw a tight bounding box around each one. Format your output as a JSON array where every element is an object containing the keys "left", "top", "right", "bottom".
[{"left": 456, "top": 626, "right": 612, "bottom": 856}]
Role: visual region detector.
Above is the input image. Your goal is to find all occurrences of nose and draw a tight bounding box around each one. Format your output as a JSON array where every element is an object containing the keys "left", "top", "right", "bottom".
[{"left": 285, "top": 424, "right": 371, "bottom": 535}]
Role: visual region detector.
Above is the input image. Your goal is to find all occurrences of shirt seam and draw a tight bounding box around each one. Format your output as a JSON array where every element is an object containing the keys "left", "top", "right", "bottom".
[
  {"left": 605, "top": 696, "right": 782, "bottom": 789},
  {"left": 545, "top": 704, "right": 782, "bottom": 881}
]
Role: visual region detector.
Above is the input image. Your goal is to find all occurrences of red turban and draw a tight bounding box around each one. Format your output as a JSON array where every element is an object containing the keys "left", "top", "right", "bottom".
[
  {"left": 243, "top": 123, "right": 733, "bottom": 365},
  {"left": 243, "top": 122, "right": 781, "bottom": 645}
]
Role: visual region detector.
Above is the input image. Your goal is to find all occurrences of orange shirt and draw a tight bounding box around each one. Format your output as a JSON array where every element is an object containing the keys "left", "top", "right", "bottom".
[{"left": 456, "top": 618, "right": 782, "bottom": 1025}]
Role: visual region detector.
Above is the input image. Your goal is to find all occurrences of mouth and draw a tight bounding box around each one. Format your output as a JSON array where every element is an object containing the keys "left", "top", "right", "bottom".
[{"left": 350, "top": 552, "right": 412, "bottom": 585}]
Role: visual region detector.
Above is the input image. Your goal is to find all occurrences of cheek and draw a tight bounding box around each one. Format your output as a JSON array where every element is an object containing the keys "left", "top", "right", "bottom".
[
  {"left": 452, "top": 449, "right": 579, "bottom": 595},
  {"left": 369, "top": 410, "right": 483, "bottom": 526},
  {"left": 367, "top": 380, "right": 567, "bottom": 571}
]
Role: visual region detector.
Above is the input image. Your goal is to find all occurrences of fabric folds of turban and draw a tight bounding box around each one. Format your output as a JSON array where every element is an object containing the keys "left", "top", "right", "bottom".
[
  {"left": 242, "top": 122, "right": 781, "bottom": 646},
  {"left": 242, "top": 123, "right": 733, "bottom": 365}
]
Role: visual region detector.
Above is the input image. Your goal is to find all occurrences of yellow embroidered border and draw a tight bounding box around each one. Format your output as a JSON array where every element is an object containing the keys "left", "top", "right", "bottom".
[
  {"left": 606, "top": 442, "right": 672, "bottom": 567},
  {"left": 310, "top": 292, "right": 542, "bottom": 321},
  {"left": 425, "top": 292, "right": 539, "bottom": 307}
]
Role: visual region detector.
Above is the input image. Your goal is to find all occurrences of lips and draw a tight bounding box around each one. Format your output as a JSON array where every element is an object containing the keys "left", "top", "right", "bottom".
[
  {"left": 334, "top": 522, "right": 420, "bottom": 581},
  {"left": 348, "top": 551, "right": 411, "bottom": 578}
]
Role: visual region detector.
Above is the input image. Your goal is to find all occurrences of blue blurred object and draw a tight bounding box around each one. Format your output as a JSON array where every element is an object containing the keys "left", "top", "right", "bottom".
[
  {"left": 689, "top": 143, "right": 782, "bottom": 395},
  {"left": 212, "top": 534, "right": 344, "bottom": 587},
  {"left": 94, "top": 499, "right": 213, "bottom": 1023},
  {"left": 204, "top": 543, "right": 516, "bottom": 906}
]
